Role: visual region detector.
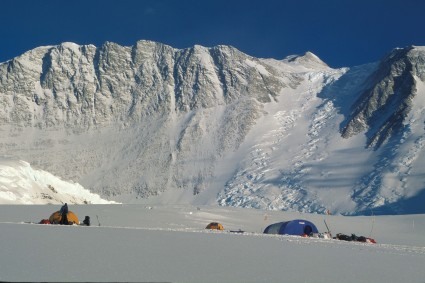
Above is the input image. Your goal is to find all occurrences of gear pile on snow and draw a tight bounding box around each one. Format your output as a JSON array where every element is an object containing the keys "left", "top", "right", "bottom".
[
  {"left": 37, "top": 203, "right": 90, "bottom": 226},
  {"left": 335, "top": 233, "right": 376, "bottom": 243}
]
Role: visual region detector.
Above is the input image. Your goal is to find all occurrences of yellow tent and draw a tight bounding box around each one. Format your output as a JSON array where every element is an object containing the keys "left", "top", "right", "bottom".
[
  {"left": 49, "top": 211, "right": 79, "bottom": 225},
  {"left": 205, "top": 222, "right": 224, "bottom": 230}
]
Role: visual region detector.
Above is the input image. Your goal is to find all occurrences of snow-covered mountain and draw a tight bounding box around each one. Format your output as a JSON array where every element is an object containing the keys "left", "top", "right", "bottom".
[{"left": 0, "top": 41, "right": 424, "bottom": 215}]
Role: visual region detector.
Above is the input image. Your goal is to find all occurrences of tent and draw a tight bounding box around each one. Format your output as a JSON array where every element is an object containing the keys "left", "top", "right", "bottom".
[
  {"left": 205, "top": 222, "right": 224, "bottom": 230},
  {"left": 49, "top": 211, "right": 79, "bottom": 225},
  {"left": 263, "top": 219, "right": 318, "bottom": 236}
]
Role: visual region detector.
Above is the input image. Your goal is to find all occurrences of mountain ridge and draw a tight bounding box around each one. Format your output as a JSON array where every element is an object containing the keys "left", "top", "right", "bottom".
[{"left": 0, "top": 41, "right": 424, "bottom": 215}]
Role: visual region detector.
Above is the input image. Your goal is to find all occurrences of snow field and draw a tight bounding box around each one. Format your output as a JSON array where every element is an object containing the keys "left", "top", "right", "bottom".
[{"left": 0, "top": 204, "right": 424, "bottom": 283}]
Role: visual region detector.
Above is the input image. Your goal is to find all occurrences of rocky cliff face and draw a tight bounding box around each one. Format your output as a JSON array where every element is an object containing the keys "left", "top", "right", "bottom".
[
  {"left": 1, "top": 41, "right": 424, "bottom": 214},
  {"left": 0, "top": 41, "right": 284, "bottom": 128},
  {"left": 0, "top": 40, "right": 288, "bottom": 198},
  {"left": 342, "top": 47, "right": 425, "bottom": 148}
]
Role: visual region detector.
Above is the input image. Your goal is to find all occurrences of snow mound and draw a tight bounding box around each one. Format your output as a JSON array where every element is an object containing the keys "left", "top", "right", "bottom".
[{"left": 0, "top": 159, "right": 116, "bottom": 204}]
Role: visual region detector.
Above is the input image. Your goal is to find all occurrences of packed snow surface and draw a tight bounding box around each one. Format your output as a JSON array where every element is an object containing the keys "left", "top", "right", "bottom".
[{"left": 0, "top": 204, "right": 424, "bottom": 283}]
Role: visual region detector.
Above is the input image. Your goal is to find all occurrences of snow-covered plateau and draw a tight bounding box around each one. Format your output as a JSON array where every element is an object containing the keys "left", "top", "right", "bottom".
[{"left": 0, "top": 204, "right": 424, "bottom": 283}]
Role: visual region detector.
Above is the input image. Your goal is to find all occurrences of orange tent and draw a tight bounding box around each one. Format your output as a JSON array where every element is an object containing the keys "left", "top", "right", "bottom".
[
  {"left": 205, "top": 222, "right": 224, "bottom": 230},
  {"left": 49, "top": 211, "right": 79, "bottom": 225}
]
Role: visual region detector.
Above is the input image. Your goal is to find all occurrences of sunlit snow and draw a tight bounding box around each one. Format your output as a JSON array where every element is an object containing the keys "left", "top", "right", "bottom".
[
  {"left": 0, "top": 159, "right": 115, "bottom": 204},
  {"left": 0, "top": 204, "right": 424, "bottom": 283}
]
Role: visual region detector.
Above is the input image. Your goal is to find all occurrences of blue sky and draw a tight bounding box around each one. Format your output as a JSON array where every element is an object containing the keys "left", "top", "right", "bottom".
[{"left": 1, "top": 0, "right": 424, "bottom": 67}]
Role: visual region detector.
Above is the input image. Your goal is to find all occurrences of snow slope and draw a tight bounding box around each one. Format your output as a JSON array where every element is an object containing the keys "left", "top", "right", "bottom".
[
  {"left": 0, "top": 158, "right": 115, "bottom": 204},
  {"left": 0, "top": 204, "right": 424, "bottom": 283}
]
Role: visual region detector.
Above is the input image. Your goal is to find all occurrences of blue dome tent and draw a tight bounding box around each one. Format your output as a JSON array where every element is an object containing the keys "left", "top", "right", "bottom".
[{"left": 264, "top": 219, "right": 319, "bottom": 236}]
